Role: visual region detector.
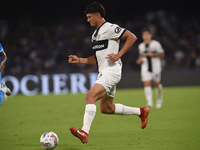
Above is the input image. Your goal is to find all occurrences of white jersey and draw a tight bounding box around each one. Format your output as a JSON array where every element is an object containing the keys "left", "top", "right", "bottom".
[
  {"left": 138, "top": 40, "right": 164, "bottom": 73},
  {"left": 91, "top": 22, "right": 126, "bottom": 73}
]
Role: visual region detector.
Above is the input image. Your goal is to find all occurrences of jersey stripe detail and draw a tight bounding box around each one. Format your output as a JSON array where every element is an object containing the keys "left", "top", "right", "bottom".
[
  {"left": 145, "top": 44, "right": 152, "bottom": 72},
  {"left": 147, "top": 56, "right": 152, "bottom": 72},
  {"left": 92, "top": 22, "right": 106, "bottom": 73},
  {"left": 118, "top": 29, "right": 126, "bottom": 39}
]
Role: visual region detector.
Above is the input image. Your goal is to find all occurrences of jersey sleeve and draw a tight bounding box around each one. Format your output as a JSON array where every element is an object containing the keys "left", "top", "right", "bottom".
[
  {"left": 106, "top": 24, "right": 126, "bottom": 40},
  {"left": 0, "top": 43, "right": 4, "bottom": 52},
  {"left": 156, "top": 42, "right": 164, "bottom": 53},
  {"left": 138, "top": 44, "right": 144, "bottom": 55}
]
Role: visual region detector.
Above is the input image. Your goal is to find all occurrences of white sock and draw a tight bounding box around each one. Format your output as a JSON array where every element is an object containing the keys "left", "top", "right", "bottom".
[
  {"left": 114, "top": 103, "right": 141, "bottom": 115},
  {"left": 155, "top": 84, "right": 163, "bottom": 100},
  {"left": 144, "top": 86, "right": 153, "bottom": 106},
  {"left": 82, "top": 104, "right": 96, "bottom": 134}
]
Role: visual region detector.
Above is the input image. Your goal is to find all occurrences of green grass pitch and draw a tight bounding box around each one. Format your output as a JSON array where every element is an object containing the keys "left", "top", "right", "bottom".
[{"left": 0, "top": 86, "right": 200, "bottom": 150}]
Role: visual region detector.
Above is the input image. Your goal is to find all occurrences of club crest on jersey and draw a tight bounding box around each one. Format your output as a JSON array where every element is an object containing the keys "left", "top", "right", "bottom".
[
  {"left": 93, "top": 34, "right": 101, "bottom": 41},
  {"left": 97, "top": 34, "right": 101, "bottom": 40},
  {"left": 115, "top": 26, "right": 122, "bottom": 33}
]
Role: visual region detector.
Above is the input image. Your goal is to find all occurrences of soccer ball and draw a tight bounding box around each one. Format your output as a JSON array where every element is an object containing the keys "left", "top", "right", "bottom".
[{"left": 40, "top": 131, "right": 59, "bottom": 149}]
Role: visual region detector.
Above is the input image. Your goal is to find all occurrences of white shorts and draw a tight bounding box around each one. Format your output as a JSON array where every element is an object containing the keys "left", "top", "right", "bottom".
[
  {"left": 95, "top": 70, "right": 121, "bottom": 98},
  {"left": 141, "top": 71, "right": 161, "bottom": 83}
]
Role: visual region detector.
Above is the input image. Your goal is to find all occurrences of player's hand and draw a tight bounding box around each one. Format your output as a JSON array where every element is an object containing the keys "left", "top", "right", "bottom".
[
  {"left": 0, "top": 65, "right": 5, "bottom": 71},
  {"left": 147, "top": 51, "right": 155, "bottom": 57},
  {"left": 107, "top": 53, "right": 120, "bottom": 63},
  {"left": 68, "top": 55, "right": 79, "bottom": 63},
  {"left": 136, "top": 58, "right": 142, "bottom": 65}
]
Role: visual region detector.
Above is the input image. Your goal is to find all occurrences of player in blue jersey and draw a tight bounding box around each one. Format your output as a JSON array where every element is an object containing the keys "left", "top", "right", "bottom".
[{"left": 0, "top": 43, "right": 11, "bottom": 106}]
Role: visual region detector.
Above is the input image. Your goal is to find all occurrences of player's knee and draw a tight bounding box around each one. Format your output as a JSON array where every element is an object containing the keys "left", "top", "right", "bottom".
[
  {"left": 85, "top": 93, "right": 89, "bottom": 101},
  {"left": 85, "top": 93, "right": 95, "bottom": 104},
  {"left": 154, "top": 82, "right": 160, "bottom": 87},
  {"left": 85, "top": 93, "right": 90, "bottom": 103},
  {"left": 144, "top": 81, "right": 151, "bottom": 87}
]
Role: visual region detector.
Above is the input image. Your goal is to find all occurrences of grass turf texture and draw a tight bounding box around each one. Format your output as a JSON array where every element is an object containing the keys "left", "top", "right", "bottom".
[{"left": 0, "top": 86, "right": 200, "bottom": 150}]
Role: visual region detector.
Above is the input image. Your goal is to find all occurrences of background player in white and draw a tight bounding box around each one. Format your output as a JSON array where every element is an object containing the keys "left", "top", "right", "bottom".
[
  {"left": 136, "top": 28, "right": 165, "bottom": 109},
  {"left": 68, "top": 2, "right": 150, "bottom": 144},
  {"left": 0, "top": 43, "right": 11, "bottom": 106}
]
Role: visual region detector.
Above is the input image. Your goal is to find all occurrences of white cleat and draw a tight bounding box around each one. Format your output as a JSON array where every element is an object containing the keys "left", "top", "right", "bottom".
[
  {"left": 1, "top": 82, "right": 11, "bottom": 96},
  {"left": 156, "top": 99, "right": 163, "bottom": 109}
]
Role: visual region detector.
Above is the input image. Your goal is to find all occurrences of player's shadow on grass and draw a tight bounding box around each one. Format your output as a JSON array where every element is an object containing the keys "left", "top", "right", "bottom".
[
  {"left": 61, "top": 145, "right": 79, "bottom": 150},
  {"left": 63, "top": 148, "right": 79, "bottom": 150}
]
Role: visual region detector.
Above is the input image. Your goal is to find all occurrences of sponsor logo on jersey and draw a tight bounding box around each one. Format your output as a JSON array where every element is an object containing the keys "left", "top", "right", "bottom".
[
  {"left": 93, "top": 44, "right": 105, "bottom": 50},
  {"left": 92, "top": 40, "right": 108, "bottom": 51}
]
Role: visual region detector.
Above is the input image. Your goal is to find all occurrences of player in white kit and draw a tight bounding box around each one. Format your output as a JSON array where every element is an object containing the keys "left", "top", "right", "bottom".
[
  {"left": 137, "top": 28, "right": 165, "bottom": 109},
  {"left": 68, "top": 2, "right": 150, "bottom": 144}
]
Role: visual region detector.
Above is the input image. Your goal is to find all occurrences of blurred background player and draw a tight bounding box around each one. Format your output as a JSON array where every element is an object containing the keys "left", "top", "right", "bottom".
[
  {"left": 68, "top": 2, "right": 150, "bottom": 144},
  {"left": 136, "top": 28, "right": 165, "bottom": 109},
  {"left": 0, "top": 43, "right": 11, "bottom": 105}
]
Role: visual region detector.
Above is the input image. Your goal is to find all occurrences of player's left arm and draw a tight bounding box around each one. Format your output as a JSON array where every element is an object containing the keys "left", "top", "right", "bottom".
[
  {"left": 147, "top": 42, "right": 165, "bottom": 58},
  {"left": 0, "top": 51, "right": 7, "bottom": 70},
  {"left": 108, "top": 30, "right": 137, "bottom": 63},
  {"left": 147, "top": 51, "right": 165, "bottom": 57}
]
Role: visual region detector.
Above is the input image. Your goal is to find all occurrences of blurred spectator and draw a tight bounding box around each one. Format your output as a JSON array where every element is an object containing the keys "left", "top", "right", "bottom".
[
  {"left": 174, "top": 49, "right": 185, "bottom": 67},
  {"left": 0, "top": 10, "right": 200, "bottom": 76},
  {"left": 189, "top": 51, "right": 197, "bottom": 69}
]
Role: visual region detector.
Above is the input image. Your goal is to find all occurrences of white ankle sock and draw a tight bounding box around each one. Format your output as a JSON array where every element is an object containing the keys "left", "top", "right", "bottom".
[
  {"left": 144, "top": 86, "right": 153, "bottom": 106},
  {"left": 82, "top": 104, "right": 96, "bottom": 134},
  {"left": 155, "top": 84, "right": 163, "bottom": 100},
  {"left": 114, "top": 103, "right": 141, "bottom": 115}
]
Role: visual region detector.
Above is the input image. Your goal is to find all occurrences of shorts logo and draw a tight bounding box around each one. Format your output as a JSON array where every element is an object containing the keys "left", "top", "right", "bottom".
[
  {"left": 97, "top": 74, "right": 102, "bottom": 80},
  {"left": 115, "top": 27, "right": 122, "bottom": 33}
]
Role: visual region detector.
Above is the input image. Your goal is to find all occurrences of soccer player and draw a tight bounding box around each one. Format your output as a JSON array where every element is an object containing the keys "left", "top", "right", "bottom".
[
  {"left": 0, "top": 43, "right": 11, "bottom": 105},
  {"left": 136, "top": 28, "right": 165, "bottom": 109},
  {"left": 68, "top": 2, "right": 150, "bottom": 144}
]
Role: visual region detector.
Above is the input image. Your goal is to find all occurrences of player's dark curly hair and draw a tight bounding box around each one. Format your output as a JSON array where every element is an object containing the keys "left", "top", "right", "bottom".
[
  {"left": 141, "top": 27, "right": 152, "bottom": 34},
  {"left": 84, "top": 2, "right": 106, "bottom": 18}
]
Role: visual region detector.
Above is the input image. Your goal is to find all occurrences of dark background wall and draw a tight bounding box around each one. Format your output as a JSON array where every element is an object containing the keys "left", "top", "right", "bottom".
[
  {"left": 119, "top": 70, "right": 200, "bottom": 88},
  {"left": 1, "top": 0, "right": 199, "bottom": 19},
  {"left": 0, "top": 0, "right": 199, "bottom": 94},
  {"left": 2, "top": 70, "right": 200, "bottom": 96}
]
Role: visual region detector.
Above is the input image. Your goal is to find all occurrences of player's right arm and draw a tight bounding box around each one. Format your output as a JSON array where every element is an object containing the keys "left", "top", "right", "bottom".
[
  {"left": 147, "top": 41, "right": 165, "bottom": 58},
  {"left": 68, "top": 55, "right": 96, "bottom": 65},
  {"left": 136, "top": 44, "right": 143, "bottom": 65},
  {"left": 136, "top": 55, "right": 143, "bottom": 65}
]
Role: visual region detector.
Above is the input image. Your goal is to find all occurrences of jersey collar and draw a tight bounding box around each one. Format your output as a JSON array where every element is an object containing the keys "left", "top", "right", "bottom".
[{"left": 97, "top": 21, "right": 106, "bottom": 30}]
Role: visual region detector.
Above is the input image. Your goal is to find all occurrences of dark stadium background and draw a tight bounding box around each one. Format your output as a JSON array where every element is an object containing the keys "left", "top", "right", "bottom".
[
  {"left": 1, "top": 0, "right": 199, "bottom": 19},
  {"left": 0, "top": 0, "right": 199, "bottom": 95}
]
